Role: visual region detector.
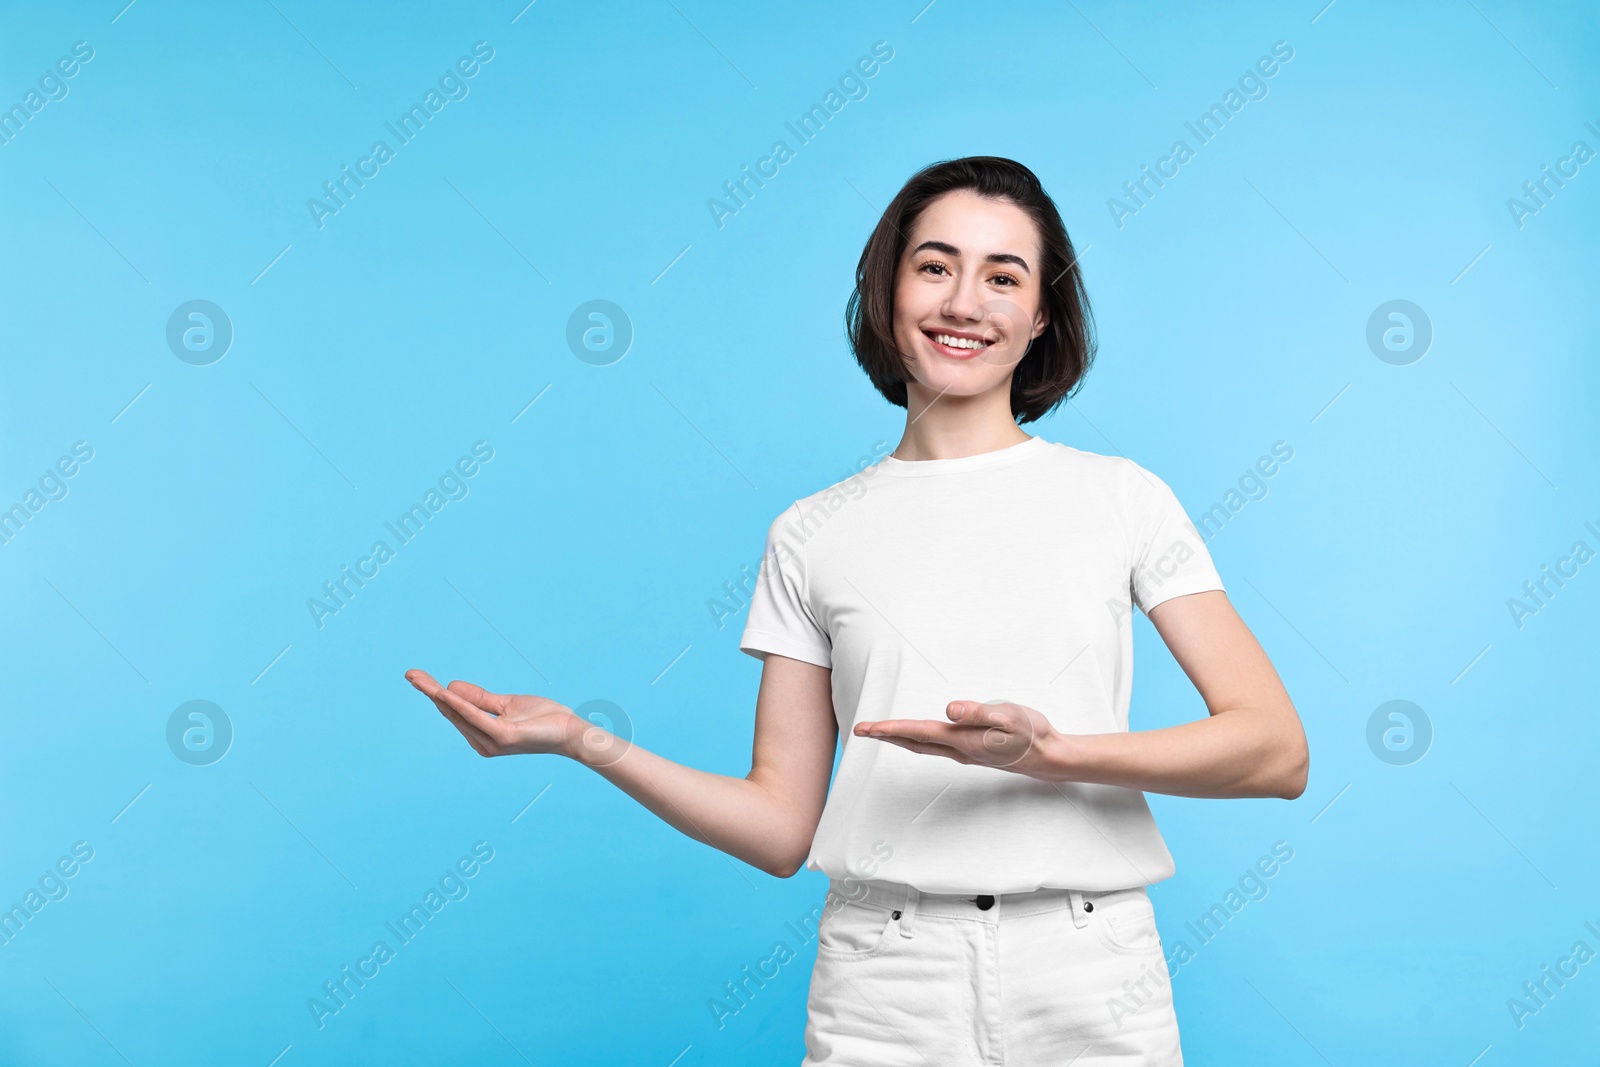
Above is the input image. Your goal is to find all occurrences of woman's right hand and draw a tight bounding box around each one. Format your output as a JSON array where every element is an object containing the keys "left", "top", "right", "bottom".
[{"left": 405, "top": 669, "right": 596, "bottom": 760}]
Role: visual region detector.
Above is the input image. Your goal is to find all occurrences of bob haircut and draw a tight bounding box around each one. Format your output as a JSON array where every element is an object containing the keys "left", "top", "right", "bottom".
[{"left": 844, "top": 156, "right": 1096, "bottom": 425}]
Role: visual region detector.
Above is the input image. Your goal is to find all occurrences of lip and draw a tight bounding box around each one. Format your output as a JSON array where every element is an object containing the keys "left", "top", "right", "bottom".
[{"left": 922, "top": 328, "right": 996, "bottom": 360}]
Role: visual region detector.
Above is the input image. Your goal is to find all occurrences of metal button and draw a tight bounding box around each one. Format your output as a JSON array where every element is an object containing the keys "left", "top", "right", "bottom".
[
  {"left": 1084, "top": 901, "right": 1094, "bottom": 912},
  {"left": 891, "top": 910, "right": 901, "bottom": 919},
  {"left": 975, "top": 894, "right": 995, "bottom": 910}
]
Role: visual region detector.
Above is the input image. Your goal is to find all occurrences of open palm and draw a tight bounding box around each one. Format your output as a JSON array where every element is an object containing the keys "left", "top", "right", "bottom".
[
  {"left": 405, "top": 669, "right": 581, "bottom": 758},
  {"left": 854, "top": 699, "right": 1060, "bottom": 778}
]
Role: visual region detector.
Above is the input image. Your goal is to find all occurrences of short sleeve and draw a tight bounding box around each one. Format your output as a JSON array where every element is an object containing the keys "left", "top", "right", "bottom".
[
  {"left": 738, "top": 504, "right": 833, "bottom": 668},
  {"left": 1125, "top": 463, "right": 1225, "bottom": 615}
]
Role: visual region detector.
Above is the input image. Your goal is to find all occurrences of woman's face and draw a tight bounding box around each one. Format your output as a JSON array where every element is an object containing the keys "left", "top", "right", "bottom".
[{"left": 891, "top": 189, "right": 1050, "bottom": 408}]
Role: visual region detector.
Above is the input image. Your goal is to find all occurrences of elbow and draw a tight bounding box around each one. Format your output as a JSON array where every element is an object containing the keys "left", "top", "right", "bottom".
[
  {"left": 764, "top": 834, "right": 815, "bottom": 879},
  {"left": 1275, "top": 736, "right": 1310, "bottom": 801},
  {"left": 762, "top": 853, "right": 805, "bottom": 879},
  {"left": 761, "top": 819, "right": 812, "bottom": 876},
  {"left": 755, "top": 834, "right": 809, "bottom": 879}
]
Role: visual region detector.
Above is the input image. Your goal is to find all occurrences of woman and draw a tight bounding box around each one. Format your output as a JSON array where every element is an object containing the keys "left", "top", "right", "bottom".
[{"left": 406, "top": 156, "right": 1308, "bottom": 1065}]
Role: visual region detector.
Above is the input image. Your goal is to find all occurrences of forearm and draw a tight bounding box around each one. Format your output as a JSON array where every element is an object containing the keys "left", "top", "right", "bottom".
[
  {"left": 1036, "top": 706, "right": 1308, "bottom": 800},
  {"left": 567, "top": 728, "right": 808, "bottom": 877}
]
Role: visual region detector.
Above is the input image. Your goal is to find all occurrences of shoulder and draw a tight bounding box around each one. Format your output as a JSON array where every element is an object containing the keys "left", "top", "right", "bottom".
[
  {"left": 755, "top": 462, "right": 878, "bottom": 553},
  {"left": 777, "top": 449, "right": 894, "bottom": 522},
  {"left": 1035, "top": 439, "right": 1166, "bottom": 495},
  {"left": 1036, "top": 444, "right": 1195, "bottom": 539}
]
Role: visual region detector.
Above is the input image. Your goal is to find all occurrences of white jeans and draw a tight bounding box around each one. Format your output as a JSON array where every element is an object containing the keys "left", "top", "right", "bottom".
[{"left": 802, "top": 877, "right": 1183, "bottom": 1066}]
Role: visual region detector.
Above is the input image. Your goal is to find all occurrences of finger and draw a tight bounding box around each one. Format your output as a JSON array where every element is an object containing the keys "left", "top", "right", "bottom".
[
  {"left": 407, "top": 671, "right": 503, "bottom": 755},
  {"left": 956, "top": 702, "right": 1030, "bottom": 738},
  {"left": 947, "top": 701, "right": 1004, "bottom": 725},
  {"left": 446, "top": 679, "right": 510, "bottom": 715},
  {"left": 877, "top": 728, "right": 1033, "bottom": 771},
  {"left": 446, "top": 713, "right": 496, "bottom": 756},
  {"left": 406, "top": 669, "right": 445, "bottom": 693},
  {"left": 855, "top": 718, "right": 937, "bottom": 737},
  {"left": 432, "top": 686, "right": 510, "bottom": 742},
  {"left": 952, "top": 701, "right": 1025, "bottom": 730},
  {"left": 868, "top": 734, "right": 975, "bottom": 764},
  {"left": 414, "top": 678, "right": 502, "bottom": 753},
  {"left": 427, "top": 688, "right": 498, "bottom": 754},
  {"left": 857, "top": 720, "right": 968, "bottom": 746}
]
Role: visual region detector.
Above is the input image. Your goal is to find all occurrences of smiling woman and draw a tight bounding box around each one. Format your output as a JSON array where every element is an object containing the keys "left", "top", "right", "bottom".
[
  {"left": 846, "top": 169, "right": 1092, "bottom": 427},
  {"left": 407, "top": 156, "right": 1308, "bottom": 1067}
]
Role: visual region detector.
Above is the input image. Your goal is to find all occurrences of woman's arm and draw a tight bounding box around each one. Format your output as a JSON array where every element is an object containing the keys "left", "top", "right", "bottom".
[
  {"left": 1039, "top": 589, "right": 1309, "bottom": 799},
  {"left": 405, "top": 654, "right": 838, "bottom": 877},
  {"left": 853, "top": 590, "right": 1309, "bottom": 801}
]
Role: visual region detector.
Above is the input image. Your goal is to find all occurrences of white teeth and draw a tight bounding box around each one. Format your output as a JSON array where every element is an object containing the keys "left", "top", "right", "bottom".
[{"left": 931, "top": 333, "right": 989, "bottom": 349}]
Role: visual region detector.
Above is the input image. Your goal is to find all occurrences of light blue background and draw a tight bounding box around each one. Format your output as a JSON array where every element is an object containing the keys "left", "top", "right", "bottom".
[{"left": 2, "top": 0, "right": 1597, "bottom": 1063}]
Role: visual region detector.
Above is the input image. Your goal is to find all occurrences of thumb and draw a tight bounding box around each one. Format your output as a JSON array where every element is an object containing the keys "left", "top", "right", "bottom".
[{"left": 948, "top": 700, "right": 989, "bottom": 723}]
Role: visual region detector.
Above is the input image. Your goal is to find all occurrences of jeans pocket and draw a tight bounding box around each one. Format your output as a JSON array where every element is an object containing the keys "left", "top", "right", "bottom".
[
  {"left": 815, "top": 899, "right": 898, "bottom": 961},
  {"left": 1089, "top": 888, "right": 1165, "bottom": 956}
]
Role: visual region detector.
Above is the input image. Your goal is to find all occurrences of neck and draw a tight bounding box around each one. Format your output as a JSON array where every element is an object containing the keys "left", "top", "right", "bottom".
[{"left": 892, "top": 390, "right": 1030, "bottom": 462}]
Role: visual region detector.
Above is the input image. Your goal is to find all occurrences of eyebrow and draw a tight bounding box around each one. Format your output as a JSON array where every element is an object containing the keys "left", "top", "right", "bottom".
[{"left": 910, "top": 240, "right": 1031, "bottom": 275}]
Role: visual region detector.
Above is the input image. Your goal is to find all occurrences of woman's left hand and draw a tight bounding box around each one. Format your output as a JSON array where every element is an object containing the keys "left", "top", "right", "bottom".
[{"left": 853, "top": 700, "right": 1067, "bottom": 780}]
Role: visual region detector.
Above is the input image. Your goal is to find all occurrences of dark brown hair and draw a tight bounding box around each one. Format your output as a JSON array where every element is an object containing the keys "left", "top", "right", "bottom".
[{"left": 844, "top": 156, "right": 1096, "bottom": 425}]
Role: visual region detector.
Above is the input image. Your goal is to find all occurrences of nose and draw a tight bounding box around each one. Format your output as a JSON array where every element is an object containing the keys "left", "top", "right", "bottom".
[{"left": 940, "top": 273, "right": 990, "bottom": 325}]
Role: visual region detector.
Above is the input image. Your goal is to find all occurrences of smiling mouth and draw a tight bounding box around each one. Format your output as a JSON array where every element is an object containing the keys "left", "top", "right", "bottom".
[{"left": 923, "top": 330, "right": 996, "bottom": 358}]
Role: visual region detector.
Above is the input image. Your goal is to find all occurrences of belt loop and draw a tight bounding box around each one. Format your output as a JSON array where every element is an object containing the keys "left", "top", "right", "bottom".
[
  {"left": 1068, "top": 888, "right": 1088, "bottom": 928},
  {"left": 898, "top": 885, "right": 920, "bottom": 938}
]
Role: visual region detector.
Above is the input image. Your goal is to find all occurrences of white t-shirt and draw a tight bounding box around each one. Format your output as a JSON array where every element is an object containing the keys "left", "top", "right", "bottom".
[{"left": 738, "top": 434, "right": 1225, "bottom": 894}]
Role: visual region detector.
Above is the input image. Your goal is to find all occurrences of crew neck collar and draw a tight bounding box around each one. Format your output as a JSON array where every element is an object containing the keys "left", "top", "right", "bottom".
[{"left": 875, "top": 434, "right": 1050, "bottom": 477}]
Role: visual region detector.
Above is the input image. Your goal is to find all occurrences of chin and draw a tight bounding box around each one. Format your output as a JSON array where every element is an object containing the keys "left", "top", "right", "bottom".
[{"left": 909, "top": 368, "right": 1005, "bottom": 398}]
